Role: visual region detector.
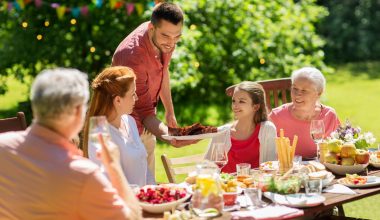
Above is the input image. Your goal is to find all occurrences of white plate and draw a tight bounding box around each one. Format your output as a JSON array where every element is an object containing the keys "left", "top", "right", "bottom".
[
  {"left": 337, "top": 176, "right": 380, "bottom": 188},
  {"left": 259, "top": 161, "right": 279, "bottom": 171},
  {"left": 324, "top": 162, "right": 368, "bottom": 175},
  {"left": 263, "top": 192, "right": 325, "bottom": 208},
  {"left": 162, "top": 130, "right": 225, "bottom": 140},
  {"left": 223, "top": 202, "right": 241, "bottom": 212}
]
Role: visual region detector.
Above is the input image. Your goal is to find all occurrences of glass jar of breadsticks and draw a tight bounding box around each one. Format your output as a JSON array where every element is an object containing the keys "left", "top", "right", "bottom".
[{"left": 275, "top": 129, "right": 298, "bottom": 174}]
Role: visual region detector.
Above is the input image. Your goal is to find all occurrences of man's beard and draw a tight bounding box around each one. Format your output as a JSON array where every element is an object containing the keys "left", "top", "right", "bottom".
[
  {"left": 151, "top": 31, "right": 174, "bottom": 54},
  {"left": 151, "top": 32, "right": 163, "bottom": 54}
]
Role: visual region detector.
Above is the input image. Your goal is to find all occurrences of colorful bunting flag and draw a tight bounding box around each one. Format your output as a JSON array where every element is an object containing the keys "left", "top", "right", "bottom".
[
  {"left": 80, "top": 6, "right": 89, "bottom": 17},
  {"left": 34, "top": 0, "right": 42, "bottom": 8},
  {"left": 115, "top": 1, "right": 123, "bottom": 9},
  {"left": 4, "top": 0, "right": 154, "bottom": 19},
  {"left": 56, "top": 5, "right": 66, "bottom": 20},
  {"left": 50, "top": 3, "right": 59, "bottom": 9},
  {"left": 71, "top": 7, "right": 80, "bottom": 18},
  {"left": 94, "top": 0, "right": 102, "bottom": 8},
  {"left": 126, "top": 3, "right": 134, "bottom": 15},
  {"left": 148, "top": 1, "right": 155, "bottom": 8},
  {"left": 135, "top": 3, "right": 143, "bottom": 16},
  {"left": 16, "top": 0, "right": 25, "bottom": 9},
  {"left": 7, "top": 2, "right": 13, "bottom": 11},
  {"left": 109, "top": 0, "right": 117, "bottom": 9}
]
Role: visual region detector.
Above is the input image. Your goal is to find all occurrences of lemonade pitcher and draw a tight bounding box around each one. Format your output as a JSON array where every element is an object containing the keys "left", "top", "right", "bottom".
[{"left": 191, "top": 161, "right": 223, "bottom": 218}]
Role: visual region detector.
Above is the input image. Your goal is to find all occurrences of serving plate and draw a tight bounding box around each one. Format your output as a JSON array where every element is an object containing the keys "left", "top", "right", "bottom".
[
  {"left": 324, "top": 162, "right": 368, "bottom": 175},
  {"left": 263, "top": 192, "right": 325, "bottom": 208},
  {"left": 162, "top": 130, "right": 225, "bottom": 140},
  {"left": 337, "top": 176, "right": 380, "bottom": 188}
]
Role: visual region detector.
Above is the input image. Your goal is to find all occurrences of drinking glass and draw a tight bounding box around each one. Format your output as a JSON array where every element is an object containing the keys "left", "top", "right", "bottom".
[
  {"left": 209, "top": 143, "right": 228, "bottom": 172},
  {"left": 236, "top": 163, "right": 251, "bottom": 182},
  {"left": 305, "top": 179, "right": 322, "bottom": 196},
  {"left": 245, "top": 188, "right": 267, "bottom": 209},
  {"left": 310, "top": 120, "right": 325, "bottom": 161},
  {"left": 88, "top": 116, "right": 111, "bottom": 159},
  {"left": 293, "top": 155, "right": 302, "bottom": 167}
]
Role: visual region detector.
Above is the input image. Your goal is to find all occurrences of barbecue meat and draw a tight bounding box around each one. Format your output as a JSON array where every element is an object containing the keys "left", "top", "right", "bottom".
[{"left": 168, "top": 123, "right": 217, "bottom": 136}]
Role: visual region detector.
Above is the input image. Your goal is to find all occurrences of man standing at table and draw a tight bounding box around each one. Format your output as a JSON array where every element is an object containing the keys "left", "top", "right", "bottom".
[{"left": 112, "top": 3, "right": 194, "bottom": 181}]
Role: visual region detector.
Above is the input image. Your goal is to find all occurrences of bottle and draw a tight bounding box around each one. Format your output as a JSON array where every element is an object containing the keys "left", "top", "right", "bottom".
[{"left": 319, "top": 141, "right": 328, "bottom": 163}]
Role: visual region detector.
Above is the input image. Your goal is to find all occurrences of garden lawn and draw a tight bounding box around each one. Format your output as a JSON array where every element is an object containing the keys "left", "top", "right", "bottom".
[{"left": 0, "top": 76, "right": 30, "bottom": 117}]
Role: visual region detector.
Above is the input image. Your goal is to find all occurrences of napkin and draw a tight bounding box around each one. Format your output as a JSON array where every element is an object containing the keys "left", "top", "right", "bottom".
[
  {"left": 323, "top": 184, "right": 357, "bottom": 195},
  {"left": 231, "top": 205, "right": 303, "bottom": 220}
]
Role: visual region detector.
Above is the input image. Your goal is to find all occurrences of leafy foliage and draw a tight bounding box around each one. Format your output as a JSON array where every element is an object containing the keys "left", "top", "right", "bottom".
[
  {"left": 0, "top": 0, "right": 150, "bottom": 94},
  {"left": 317, "top": 0, "right": 380, "bottom": 63},
  {"left": 170, "top": 0, "right": 330, "bottom": 124}
]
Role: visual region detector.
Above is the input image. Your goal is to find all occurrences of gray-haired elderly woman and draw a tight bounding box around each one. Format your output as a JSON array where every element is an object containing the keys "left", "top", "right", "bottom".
[
  {"left": 269, "top": 67, "right": 340, "bottom": 159},
  {"left": 0, "top": 68, "right": 141, "bottom": 219}
]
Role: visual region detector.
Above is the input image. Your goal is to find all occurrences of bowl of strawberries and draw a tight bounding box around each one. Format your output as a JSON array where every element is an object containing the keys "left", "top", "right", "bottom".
[{"left": 136, "top": 184, "right": 191, "bottom": 213}]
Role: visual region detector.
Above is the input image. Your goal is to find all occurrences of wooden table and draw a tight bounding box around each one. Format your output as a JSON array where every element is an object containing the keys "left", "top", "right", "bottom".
[
  {"left": 143, "top": 168, "right": 380, "bottom": 219},
  {"left": 301, "top": 168, "right": 380, "bottom": 218}
]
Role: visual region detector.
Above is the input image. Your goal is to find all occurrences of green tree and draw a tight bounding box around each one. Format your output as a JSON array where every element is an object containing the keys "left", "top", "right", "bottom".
[
  {"left": 317, "top": 0, "right": 380, "bottom": 63},
  {"left": 0, "top": 0, "right": 150, "bottom": 94}
]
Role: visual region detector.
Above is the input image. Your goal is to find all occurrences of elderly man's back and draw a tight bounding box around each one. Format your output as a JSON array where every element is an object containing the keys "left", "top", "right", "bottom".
[{"left": 0, "top": 124, "right": 130, "bottom": 220}]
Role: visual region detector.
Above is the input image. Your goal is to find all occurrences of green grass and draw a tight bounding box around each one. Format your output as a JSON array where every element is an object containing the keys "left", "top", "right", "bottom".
[
  {"left": 155, "top": 140, "right": 210, "bottom": 183},
  {"left": 1, "top": 61, "right": 380, "bottom": 219},
  {"left": 0, "top": 76, "right": 30, "bottom": 117}
]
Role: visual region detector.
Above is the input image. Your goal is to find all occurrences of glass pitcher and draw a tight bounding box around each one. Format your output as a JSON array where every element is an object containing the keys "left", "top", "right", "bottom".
[{"left": 191, "top": 160, "right": 223, "bottom": 218}]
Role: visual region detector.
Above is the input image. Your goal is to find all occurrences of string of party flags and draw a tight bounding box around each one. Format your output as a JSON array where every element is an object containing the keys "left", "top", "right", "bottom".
[{"left": 2, "top": 0, "right": 158, "bottom": 19}]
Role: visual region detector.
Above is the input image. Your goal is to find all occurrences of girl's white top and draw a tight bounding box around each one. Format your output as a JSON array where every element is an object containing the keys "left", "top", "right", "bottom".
[{"left": 205, "top": 120, "right": 277, "bottom": 164}]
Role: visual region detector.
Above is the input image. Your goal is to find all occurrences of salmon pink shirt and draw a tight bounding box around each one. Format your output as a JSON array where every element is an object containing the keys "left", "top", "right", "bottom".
[
  {"left": 0, "top": 124, "right": 130, "bottom": 220},
  {"left": 269, "top": 103, "right": 340, "bottom": 159},
  {"left": 112, "top": 22, "right": 173, "bottom": 134}
]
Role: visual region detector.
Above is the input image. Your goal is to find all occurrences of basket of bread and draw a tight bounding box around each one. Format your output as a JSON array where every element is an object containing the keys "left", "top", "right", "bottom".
[
  {"left": 298, "top": 161, "right": 335, "bottom": 187},
  {"left": 370, "top": 151, "right": 380, "bottom": 168}
]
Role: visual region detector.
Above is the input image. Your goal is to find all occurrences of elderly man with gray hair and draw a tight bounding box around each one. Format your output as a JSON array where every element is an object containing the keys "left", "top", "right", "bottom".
[
  {"left": 0, "top": 68, "right": 141, "bottom": 219},
  {"left": 269, "top": 67, "right": 340, "bottom": 159}
]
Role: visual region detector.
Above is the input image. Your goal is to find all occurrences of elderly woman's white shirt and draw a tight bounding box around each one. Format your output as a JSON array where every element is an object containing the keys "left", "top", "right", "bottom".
[
  {"left": 205, "top": 121, "right": 277, "bottom": 164},
  {"left": 88, "top": 115, "right": 155, "bottom": 186}
]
